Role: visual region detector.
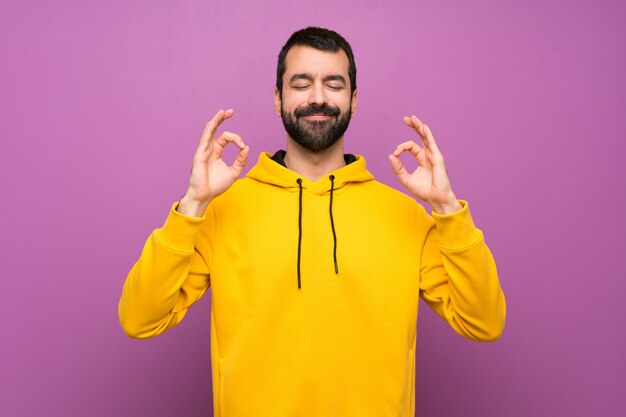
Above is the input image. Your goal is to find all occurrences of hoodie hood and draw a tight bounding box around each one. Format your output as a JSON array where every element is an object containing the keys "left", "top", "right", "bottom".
[
  {"left": 246, "top": 151, "right": 374, "bottom": 195},
  {"left": 246, "top": 150, "right": 375, "bottom": 289}
]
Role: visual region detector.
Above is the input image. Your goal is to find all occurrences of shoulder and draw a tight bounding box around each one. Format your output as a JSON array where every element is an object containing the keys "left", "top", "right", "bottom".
[
  {"left": 362, "top": 180, "right": 434, "bottom": 222},
  {"left": 209, "top": 176, "right": 281, "bottom": 216},
  {"left": 360, "top": 179, "right": 419, "bottom": 206}
]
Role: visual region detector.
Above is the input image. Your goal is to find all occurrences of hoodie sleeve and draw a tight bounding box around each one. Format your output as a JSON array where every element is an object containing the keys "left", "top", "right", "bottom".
[
  {"left": 118, "top": 201, "right": 215, "bottom": 339},
  {"left": 418, "top": 200, "right": 506, "bottom": 342}
]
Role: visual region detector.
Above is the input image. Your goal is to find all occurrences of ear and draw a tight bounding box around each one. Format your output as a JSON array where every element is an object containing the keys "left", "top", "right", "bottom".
[
  {"left": 274, "top": 87, "right": 282, "bottom": 117},
  {"left": 350, "top": 88, "right": 357, "bottom": 117}
]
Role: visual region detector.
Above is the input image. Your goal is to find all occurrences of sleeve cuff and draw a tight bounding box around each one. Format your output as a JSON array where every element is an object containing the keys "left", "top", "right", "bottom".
[
  {"left": 154, "top": 202, "right": 206, "bottom": 252},
  {"left": 431, "top": 200, "right": 483, "bottom": 249}
]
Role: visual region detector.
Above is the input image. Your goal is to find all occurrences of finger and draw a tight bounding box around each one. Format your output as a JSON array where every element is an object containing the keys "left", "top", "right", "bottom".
[
  {"left": 403, "top": 115, "right": 427, "bottom": 138},
  {"left": 210, "top": 131, "right": 246, "bottom": 163},
  {"left": 422, "top": 123, "right": 442, "bottom": 155},
  {"left": 214, "top": 131, "right": 246, "bottom": 150},
  {"left": 195, "top": 112, "right": 223, "bottom": 161},
  {"left": 194, "top": 112, "right": 224, "bottom": 162},
  {"left": 215, "top": 108, "right": 235, "bottom": 127},
  {"left": 199, "top": 110, "right": 223, "bottom": 144},
  {"left": 231, "top": 145, "right": 250, "bottom": 176},
  {"left": 388, "top": 154, "right": 410, "bottom": 183},
  {"left": 199, "top": 108, "right": 235, "bottom": 145},
  {"left": 402, "top": 115, "right": 422, "bottom": 131},
  {"left": 404, "top": 115, "right": 433, "bottom": 151},
  {"left": 392, "top": 140, "right": 422, "bottom": 158},
  {"left": 410, "top": 116, "right": 441, "bottom": 151},
  {"left": 196, "top": 112, "right": 224, "bottom": 158},
  {"left": 193, "top": 109, "right": 237, "bottom": 163},
  {"left": 405, "top": 116, "right": 444, "bottom": 159}
]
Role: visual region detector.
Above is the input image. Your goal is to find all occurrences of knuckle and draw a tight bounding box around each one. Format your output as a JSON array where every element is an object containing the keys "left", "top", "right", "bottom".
[{"left": 222, "top": 131, "right": 240, "bottom": 141}]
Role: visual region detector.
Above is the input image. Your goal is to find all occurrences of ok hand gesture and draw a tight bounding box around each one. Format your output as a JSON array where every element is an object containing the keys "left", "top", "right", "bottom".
[
  {"left": 388, "top": 115, "right": 462, "bottom": 215},
  {"left": 178, "top": 109, "right": 250, "bottom": 217}
]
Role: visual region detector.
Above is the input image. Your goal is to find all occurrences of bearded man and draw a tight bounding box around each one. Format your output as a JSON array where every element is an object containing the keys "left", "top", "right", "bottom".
[{"left": 119, "top": 27, "right": 506, "bottom": 417}]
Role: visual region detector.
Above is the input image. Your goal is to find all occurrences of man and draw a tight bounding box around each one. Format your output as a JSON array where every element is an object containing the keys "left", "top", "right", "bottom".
[{"left": 119, "top": 27, "right": 506, "bottom": 417}]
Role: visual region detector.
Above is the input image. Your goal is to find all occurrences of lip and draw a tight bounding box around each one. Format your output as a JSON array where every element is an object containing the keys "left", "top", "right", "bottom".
[{"left": 302, "top": 115, "right": 332, "bottom": 121}]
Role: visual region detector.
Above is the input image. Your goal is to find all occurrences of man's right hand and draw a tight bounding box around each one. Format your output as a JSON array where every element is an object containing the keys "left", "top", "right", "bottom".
[{"left": 177, "top": 109, "right": 249, "bottom": 217}]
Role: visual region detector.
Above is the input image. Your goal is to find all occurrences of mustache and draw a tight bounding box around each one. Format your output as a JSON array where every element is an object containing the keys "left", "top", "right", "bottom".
[{"left": 295, "top": 103, "right": 340, "bottom": 118}]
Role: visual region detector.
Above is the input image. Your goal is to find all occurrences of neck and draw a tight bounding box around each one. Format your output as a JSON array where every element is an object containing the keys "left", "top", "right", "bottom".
[{"left": 284, "top": 137, "right": 346, "bottom": 182}]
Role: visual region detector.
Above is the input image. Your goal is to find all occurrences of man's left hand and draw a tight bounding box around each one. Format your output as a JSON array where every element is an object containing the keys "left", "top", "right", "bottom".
[{"left": 389, "top": 115, "right": 463, "bottom": 215}]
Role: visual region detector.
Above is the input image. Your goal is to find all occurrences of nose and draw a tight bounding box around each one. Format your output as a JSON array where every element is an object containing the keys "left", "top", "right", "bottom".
[{"left": 308, "top": 83, "right": 327, "bottom": 105}]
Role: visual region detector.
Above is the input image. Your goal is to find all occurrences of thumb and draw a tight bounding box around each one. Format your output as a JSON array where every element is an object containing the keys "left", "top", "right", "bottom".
[
  {"left": 388, "top": 154, "right": 409, "bottom": 183},
  {"left": 231, "top": 146, "right": 250, "bottom": 176}
]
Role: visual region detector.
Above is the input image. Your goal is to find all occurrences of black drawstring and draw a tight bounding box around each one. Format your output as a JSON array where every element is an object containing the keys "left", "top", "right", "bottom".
[
  {"left": 296, "top": 178, "right": 303, "bottom": 289},
  {"left": 295, "top": 176, "right": 339, "bottom": 289},
  {"left": 329, "top": 175, "right": 339, "bottom": 274}
]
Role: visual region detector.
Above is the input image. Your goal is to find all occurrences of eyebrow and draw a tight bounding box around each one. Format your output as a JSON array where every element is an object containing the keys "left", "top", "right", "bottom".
[{"left": 289, "top": 73, "right": 347, "bottom": 85}]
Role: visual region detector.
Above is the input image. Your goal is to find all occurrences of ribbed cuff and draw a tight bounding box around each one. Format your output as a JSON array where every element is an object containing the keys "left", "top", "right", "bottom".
[
  {"left": 154, "top": 202, "right": 206, "bottom": 252},
  {"left": 431, "top": 200, "right": 482, "bottom": 249}
]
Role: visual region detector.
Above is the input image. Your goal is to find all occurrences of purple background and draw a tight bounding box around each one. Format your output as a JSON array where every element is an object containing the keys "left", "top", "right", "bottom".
[{"left": 1, "top": 0, "right": 625, "bottom": 416}]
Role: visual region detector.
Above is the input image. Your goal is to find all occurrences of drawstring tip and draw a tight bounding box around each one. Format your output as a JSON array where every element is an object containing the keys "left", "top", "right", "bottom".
[{"left": 334, "top": 261, "right": 339, "bottom": 274}]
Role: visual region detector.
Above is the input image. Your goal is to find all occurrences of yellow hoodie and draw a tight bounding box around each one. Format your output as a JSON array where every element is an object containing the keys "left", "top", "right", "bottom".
[{"left": 119, "top": 151, "right": 506, "bottom": 417}]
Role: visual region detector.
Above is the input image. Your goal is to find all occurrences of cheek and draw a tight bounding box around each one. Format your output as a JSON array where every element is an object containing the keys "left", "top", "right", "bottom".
[
  {"left": 335, "top": 94, "right": 353, "bottom": 111},
  {"left": 282, "top": 94, "right": 306, "bottom": 112}
]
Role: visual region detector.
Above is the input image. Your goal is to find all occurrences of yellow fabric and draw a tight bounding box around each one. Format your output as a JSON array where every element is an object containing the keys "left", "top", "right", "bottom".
[{"left": 119, "top": 152, "right": 506, "bottom": 417}]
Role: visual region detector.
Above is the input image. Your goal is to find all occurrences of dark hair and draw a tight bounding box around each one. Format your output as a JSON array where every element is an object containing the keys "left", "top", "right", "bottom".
[{"left": 276, "top": 27, "right": 357, "bottom": 94}]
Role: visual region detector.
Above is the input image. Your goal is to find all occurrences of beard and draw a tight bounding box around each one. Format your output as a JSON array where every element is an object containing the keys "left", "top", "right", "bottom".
[{"left": 281, "top": 102, "right": 352, "bottom": 151}]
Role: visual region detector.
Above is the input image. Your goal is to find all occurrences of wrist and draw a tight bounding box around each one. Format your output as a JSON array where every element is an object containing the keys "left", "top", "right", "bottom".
[
  {"left": 431, "top": 198, "right": 462, "bottom": 215},
  {"left": 177, "top": 193, "right": 211, "bottom": 218}
]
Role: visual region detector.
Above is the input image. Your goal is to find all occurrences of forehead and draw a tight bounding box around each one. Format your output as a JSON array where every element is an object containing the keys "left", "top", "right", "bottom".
[{"left": 283, "top": 45, "right": 350, "bottom": 79}]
